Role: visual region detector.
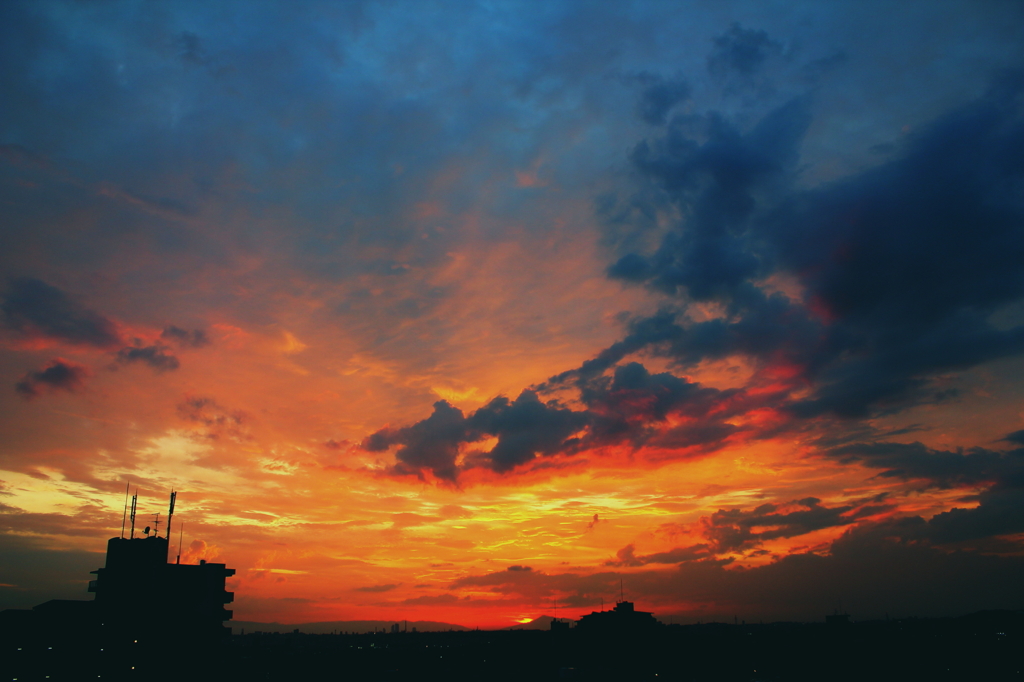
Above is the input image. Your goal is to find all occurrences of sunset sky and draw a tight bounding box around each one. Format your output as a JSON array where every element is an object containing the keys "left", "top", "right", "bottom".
[{"left": 3, "top": 1, "right": 1024, "bottom": 629}]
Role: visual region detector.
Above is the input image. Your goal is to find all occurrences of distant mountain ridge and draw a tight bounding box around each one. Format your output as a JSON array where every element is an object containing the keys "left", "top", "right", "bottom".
[
  {"left": 231, "top": 619, "right": 470, "bottom": 634},
  {"left": 504, "top": 614, "right": 562, "bottom": 630}
]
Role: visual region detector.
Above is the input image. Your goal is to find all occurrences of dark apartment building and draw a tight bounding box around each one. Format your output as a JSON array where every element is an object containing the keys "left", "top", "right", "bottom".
[{"left": 1, "top": 493, "right": 235, "bottom": 681}]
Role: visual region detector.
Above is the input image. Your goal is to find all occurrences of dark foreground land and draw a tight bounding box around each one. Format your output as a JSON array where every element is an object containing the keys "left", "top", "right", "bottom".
[
  {"left": 229, "top": 612, "right": 1023, "bottom": 682},
  {"left": 4, "top": 610, "right": 1022, "bottom": 681}
]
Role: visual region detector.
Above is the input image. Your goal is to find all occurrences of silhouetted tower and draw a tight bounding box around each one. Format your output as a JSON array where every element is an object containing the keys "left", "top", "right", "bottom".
[
  {"left": 89, "top": 491, "right": 235, "bottom": 651},
  {"left": 129, "top": 490, "right": 138, "bottom": 539},
  {"left": 165, "top": 490, "right": 176, "bottom": 561}
]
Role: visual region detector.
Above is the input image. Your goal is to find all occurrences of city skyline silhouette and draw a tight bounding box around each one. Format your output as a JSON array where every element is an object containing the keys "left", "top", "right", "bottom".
[{"left": 3, "top": 524, "right": 1021, "bottom": 681}]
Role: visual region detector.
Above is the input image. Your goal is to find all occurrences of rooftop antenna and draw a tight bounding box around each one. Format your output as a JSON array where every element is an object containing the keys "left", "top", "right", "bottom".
[
  {"left": 166, "top": 491, "right": 176, "bottom": 540},
  {"left": 165, "top": 490, "right": 176, "bottom": 561},
  {"left": 153, "top": 512, "right": 160, "bottom": 538},
  {"left": 176, "top": 523, "right": 183, "bottom": 564},
  {"left": 129, "top": 490, "right": 138, "bottom": 539},
  {"left": 120, "top": 481, "right": 130, "bottom": 539}
]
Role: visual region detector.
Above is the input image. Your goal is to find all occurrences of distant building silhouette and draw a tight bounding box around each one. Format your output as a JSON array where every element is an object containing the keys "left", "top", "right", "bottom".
[
  {"left": 575, "top": 601, "right": 661, "bottom": 633},
  {"left": 550, "top": 617, "right": 570, "bottom": 631},
  {"left": 826, "top": 610, "right": 851, "bottom": 626}
]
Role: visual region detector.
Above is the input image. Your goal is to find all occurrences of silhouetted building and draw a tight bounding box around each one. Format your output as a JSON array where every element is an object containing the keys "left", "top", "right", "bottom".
[
  {"left": 826, "top": 611, "right": 851, "bottom": 626},
  {"left": 90, "top": 534, "right": 235, "bottom": 643},
  {"left": 575, "top": 601, "right": 661, "bottom": 633},
  {"left": 1, "top": 493, "right": 235, "bottom": 680}
]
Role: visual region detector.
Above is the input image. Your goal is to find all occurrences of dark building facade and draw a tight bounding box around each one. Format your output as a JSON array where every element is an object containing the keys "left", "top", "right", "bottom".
[
  {"left": 2, "top": 527, "right": 235, "bottom": 680},
  {"left": 90, "top": 535, "right": 236, "bottom": 641}
]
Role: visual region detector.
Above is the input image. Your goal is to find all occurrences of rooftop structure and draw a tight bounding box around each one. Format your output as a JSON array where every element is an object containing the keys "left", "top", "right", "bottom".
[
  {"left": 89, "top": 534, "right": 236, "bottom": 641},
  {"left": 575, "top": 601, "right": 662, "bottom": 633},
  {"left": 1, "top": 490, "right": 235, "bottom": 680}
]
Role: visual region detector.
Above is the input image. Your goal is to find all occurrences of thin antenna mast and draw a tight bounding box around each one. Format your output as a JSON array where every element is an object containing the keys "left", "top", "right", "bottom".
[
  {"left": 165, "top": 491, "right": 176, "bottom": 563},
  {"left": 120, "top": 481, "right": 130, "bottom": 539},
  {"left": 176, "top": 523, "right": 183, "bottom": 564},
  {"left": 129, "top": 490, "right": 138, "bottom": 539},
  {"left": 166, "top": 491, "right": 176, "bottom": 540},
  {"left": 153, "top": 513, "right": 160, "bottom": 538}
]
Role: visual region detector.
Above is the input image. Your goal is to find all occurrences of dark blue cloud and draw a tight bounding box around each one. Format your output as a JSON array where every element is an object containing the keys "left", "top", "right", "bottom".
[
  {"left": 773, "top": 73, "right": 1024, "bottom": 416},
  {"left": 14, "top": 358, "right": 89, "bottom": 399},
  {"left": 826, "top": 437, "right": 1024, "bottom": 544},
  {"left": 367, "top": 361, "right": 755, "bottom": 480},
  {"left": 701, "top": 496, "right": 896, "bottom": 553},
  {"left": 577, "top": 362, "right": 740, "bottom": 450},
  {"left": 116, "top": 345, "right": 180, "bottom": 372},
  {"left": 707, "top": 23, "right": 782, "bottom": 78},
  {"left": 613, "top": 96, "right": 812, "bottom": 300},
  {"left": 1, "top": 278, "right": 120, "bottom": 347},
  {"left": 467, "top": 390, "right": 589, "bottom": 473},
  {"left": 592, "top": 72, "right": 1024, "bottom": 419},
  {"left": 583, "top": 361, "right": 712, "bottom": 420},
  {"left": 605, "top": 542, "right": 711, "bottom": 567},
  {"left": 828, "top": 440, "right": 1023, "bottom": 490},
  {"left": 364, "top": 400, "right": 474, "bottom": 481},
  {"left": 635, "top": 73, "right": 691, "bottom": 126},
  {"left": 926, "top": 486, "right": 1024, "bottom": 544},
  {"left": 541, "top": 311, "right": 687, "bottom": 388},
  {"left": 161, "top": 325, "right": 210, "bottom": 348},
  {"left": 364, "top": 392, "right": 589, "bottom": 480}
]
